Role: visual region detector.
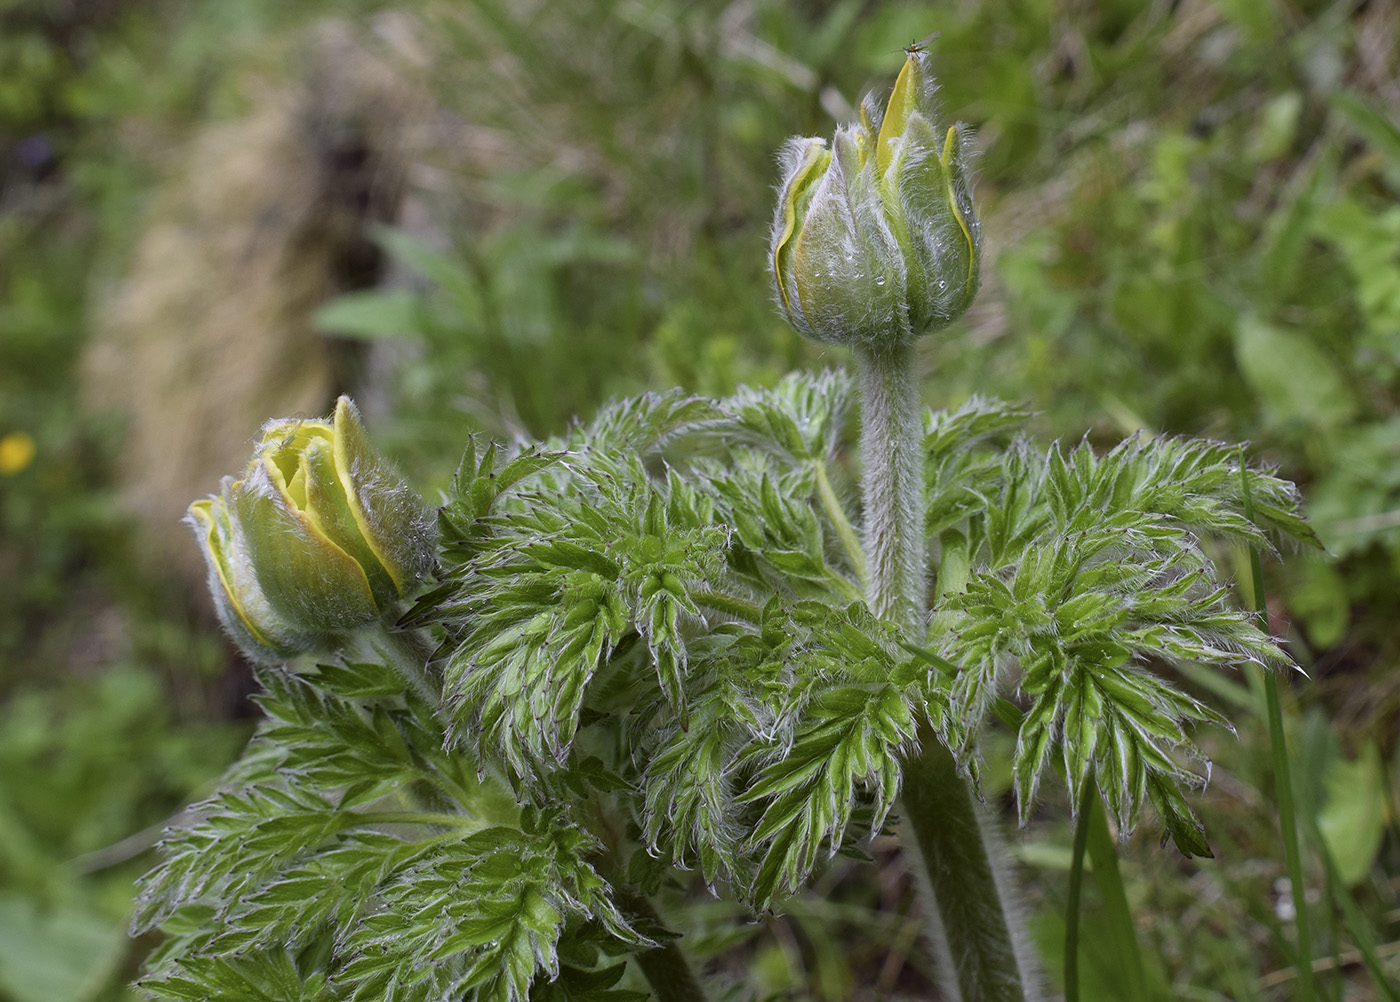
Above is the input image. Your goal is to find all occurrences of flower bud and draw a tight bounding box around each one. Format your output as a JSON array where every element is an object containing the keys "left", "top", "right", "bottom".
[
  {"left": 187, "top": 396, "right": 437, "bottom": 662},
  {"left": 188, "top": 481, "right": 312, "bottom": 662},
  {"left": 770, "top": 47, "right": 981, "bottom": 350}
]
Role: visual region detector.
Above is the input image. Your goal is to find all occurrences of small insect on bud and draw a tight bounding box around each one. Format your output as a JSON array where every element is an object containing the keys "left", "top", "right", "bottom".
[
  {"left": 770, "top": 45, "right": 981, "bottom": 350},
  {"left": 187, "top": 396, "right": 437, "bottom": 662}
]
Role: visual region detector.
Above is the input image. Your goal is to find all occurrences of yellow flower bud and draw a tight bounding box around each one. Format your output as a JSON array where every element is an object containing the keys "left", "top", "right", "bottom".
[
  {"left": 187, "top": 396, "right": 436, "bottom": 661},
  {"left": 770, "top": 47, "right": 981, "bottom": 349}
]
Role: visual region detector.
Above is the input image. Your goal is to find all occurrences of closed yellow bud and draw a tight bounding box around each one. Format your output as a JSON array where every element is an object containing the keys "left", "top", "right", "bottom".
[
  {"left": 770, "top": 47, "right": 981, "bottom": 350},
  {"left": 187, "top": 396, "right": 436, "bottom": 662}
]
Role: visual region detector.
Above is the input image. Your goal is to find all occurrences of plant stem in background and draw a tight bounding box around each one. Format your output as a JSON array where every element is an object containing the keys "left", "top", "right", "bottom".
[
  {"left": 1260, "top": 665, "right": 1317, "bottom": 1000},
  {"left": 856, "top": 343, "right": 1035, "bottom": 1002},
  {"left": 1241, "top": 460, "right": 1315, "bottom": 1002},
  {"left": 591, "top": 809, "right": 712, "bottom": 1002},
  {"left": 1065, "top": 783, "right": 1093, "bottom": 1002},
  {"left": 1067, "top": 778, "right": 1149, "bottom": 1001},
  {"left": 814, "top": 458, "right": 867, "bottom": 587},
  {"left": 1084, "top": 792, "right": 1147, "bottom": 997}
]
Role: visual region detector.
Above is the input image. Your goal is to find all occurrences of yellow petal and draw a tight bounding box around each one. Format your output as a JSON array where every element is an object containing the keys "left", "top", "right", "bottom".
[
  {"left": 772, "top": 142, "right": 832, "bottom": 318},
  {"left": 189, "top": 494, "right": 277, "bottom": 650},
  {"left": 876, "top": 53, "right": 921, "bottom": 176}
]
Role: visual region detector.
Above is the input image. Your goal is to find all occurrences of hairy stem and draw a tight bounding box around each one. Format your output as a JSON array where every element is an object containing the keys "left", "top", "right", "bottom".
[
  {"left": 590, "top": 808, "right": 711, "bottom": 1002},
  {"left": 351, "top": 811, "right": 483, "bottom": 829},
  {"left": 903, "top": 731, "right": 1034, "bottom": 1001},
  {"left": 855, "top": 343, "right": 1035, "bottom": 1002},
  {"left": 855, "top": 344, "right": 926, "bottom": 628},
  {"left": 367, "top": 617, "right": 440, "bottom": 705},
  {"left": 693, "top": 588, "right": 765, "bottom": 625},
  {"left": 612, "top": 886, "right": 711, "bottom": 1002}
]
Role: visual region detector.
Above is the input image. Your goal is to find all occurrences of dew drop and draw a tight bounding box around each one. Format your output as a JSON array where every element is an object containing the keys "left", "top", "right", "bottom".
[{"left": 875, "top": 276, "right": 886, "bottom": 286}]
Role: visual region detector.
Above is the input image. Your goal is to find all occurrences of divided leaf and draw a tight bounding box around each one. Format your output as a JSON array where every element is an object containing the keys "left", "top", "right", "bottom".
[
  {"left": 723, "top": 368, "right": 854, "bottom": 465},
  {"left": 924, "top": 429, "right": 1308, "bottom": 847},
  {"left": 439, "top": 453, "right": 730, "bottom": 780}
]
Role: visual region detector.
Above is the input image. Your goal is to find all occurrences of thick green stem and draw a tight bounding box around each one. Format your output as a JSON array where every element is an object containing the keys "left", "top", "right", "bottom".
[
  {"left": 855, "top": 344, "right": 926, "bottom": 629},
  {"left": 855, "top": 343, "right": 1035, "bottom": 1002},
  {"left": 612, "top": 886, "right": 711, "bottom": 1002},
  {"left": 902, "top": 729, "right": 1034, "bottom": 1002}
]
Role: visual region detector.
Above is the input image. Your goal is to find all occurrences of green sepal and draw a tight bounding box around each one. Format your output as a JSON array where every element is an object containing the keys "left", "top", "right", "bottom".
[
  {"left": 186, "top": 486, "right": 311, "bottom": 662},
  {"left": 234, "top": 456, "right": 381, "bottom": 632}
]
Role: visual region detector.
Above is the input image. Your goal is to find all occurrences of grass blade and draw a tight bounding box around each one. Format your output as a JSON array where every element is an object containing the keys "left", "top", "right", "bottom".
[
  {"left": 1300, "top": 811, "right": 1400, "bottom": 1001},
  {"left": 1241, "top": 457, "right": 1315, "bottom": 1002},
  {"left": 1065, "top": 779, "right": 1151, "bottom": 1001},
  {"left": 1065, "top": 782, "right": 1092, "bottom": 1002},
  {"left": 1085, "top": 789, "right": 1149, "bottom": 999}
]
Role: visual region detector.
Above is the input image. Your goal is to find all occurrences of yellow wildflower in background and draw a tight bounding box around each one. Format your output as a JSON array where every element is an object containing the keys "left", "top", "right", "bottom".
[{"left": 0, "top": 432, "right": 35, "bottom": 475}]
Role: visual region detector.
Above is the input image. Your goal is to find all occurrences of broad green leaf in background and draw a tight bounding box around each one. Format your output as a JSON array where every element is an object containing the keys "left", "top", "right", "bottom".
[
  {"left": 1314, "top": 199, "right": 1400, "bottom": 362},
  {"left": 1332, "top": 90, "right": 1400, "bottom": 191},
  {"left": 1286, "top": 555, "right": 1350, "bottom": 651},
  {"left": 313, "top": 289, "right": 421, "bottom": 341},
  {"left": 1318, "top": 740, "right": 1387, "bottom": 888},
  {"left": 1234, "top": 315, "right": 1357, "bottom": 432},
  {"left": 1249, "top": 91, "right": 1302, "bottom": 164},
  {"left": 0, "top": 896, "right": 128, "bottom": 1002},
  {"left": 1305, "top": 415, "right": 1400, "bottom": 555},
  {"left": 1214, "top": 0, "right": 1282, "bottom": 43}
]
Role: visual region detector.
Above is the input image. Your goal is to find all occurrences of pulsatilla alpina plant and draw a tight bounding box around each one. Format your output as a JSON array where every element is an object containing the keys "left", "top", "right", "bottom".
[{"left": 137, "top": 48, "right": 1315, "bottom": 1002}]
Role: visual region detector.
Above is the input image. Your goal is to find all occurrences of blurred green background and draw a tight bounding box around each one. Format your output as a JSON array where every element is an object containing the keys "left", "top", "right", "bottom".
[{"left": 2, "top": 0, "right": 1398, "bottom": 998}]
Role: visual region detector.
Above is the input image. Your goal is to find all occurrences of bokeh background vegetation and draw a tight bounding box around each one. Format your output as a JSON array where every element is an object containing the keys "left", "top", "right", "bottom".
[{"left": 2, "top": 0, "right": 1398, "bottom": 998}]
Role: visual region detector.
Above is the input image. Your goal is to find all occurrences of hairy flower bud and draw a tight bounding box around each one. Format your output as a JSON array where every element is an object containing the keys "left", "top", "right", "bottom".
[
  {"left": 770, "top": 47, "right": 980, "bottom": 349},
  {"left": 187, "top": 396, "right": 437, "bottom": 662}
]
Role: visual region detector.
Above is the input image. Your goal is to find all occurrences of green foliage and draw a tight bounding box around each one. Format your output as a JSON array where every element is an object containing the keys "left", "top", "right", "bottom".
[
  {"left": 907, "top": 0, "right": 1400, "bottom": 662},
  {"left": 8, "top": 0, "right": 1400, "bottom": 996},
  {"left": 925, "top": 408, "right": 1313, "bottom": 856},
  {"left": 0, "top": 665, "right": 243, "bottom": 1002},
  {"left": 136, "top": 661, "right": 638, "bottom": 1002},
  {"left": 135, "top": 371, "right": 1312, "bottom": 997}
]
